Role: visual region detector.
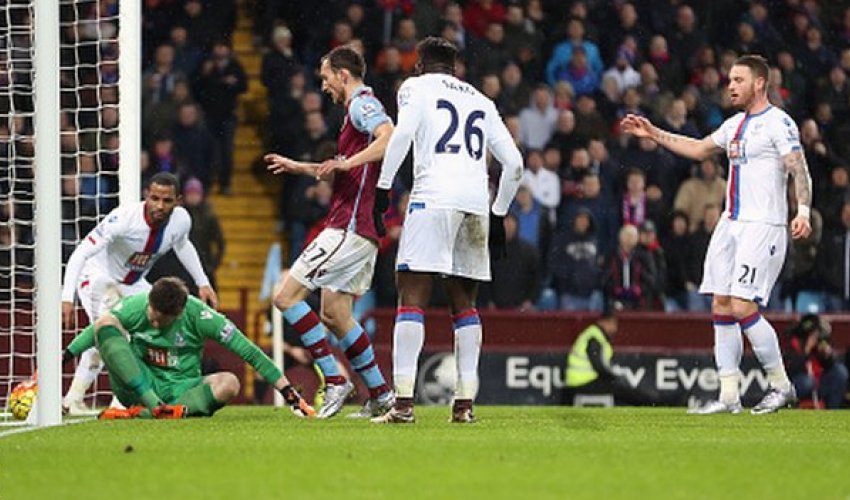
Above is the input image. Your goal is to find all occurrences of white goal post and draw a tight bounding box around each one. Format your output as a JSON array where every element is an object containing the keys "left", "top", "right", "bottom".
[{"left": 1, "top": 0, "right": 140, "bottom": 427}]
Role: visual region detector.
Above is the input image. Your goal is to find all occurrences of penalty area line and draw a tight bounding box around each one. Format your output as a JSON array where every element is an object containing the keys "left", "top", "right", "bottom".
[{"left": 0, "top": 416, "right": 95, "bottom": 439}]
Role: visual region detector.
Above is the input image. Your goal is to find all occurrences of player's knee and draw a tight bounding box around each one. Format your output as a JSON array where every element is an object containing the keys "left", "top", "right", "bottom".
[
  {"left": 215, "top": 372, "right": 240, "bottom": 402},
  {"left": 319, "top": 306, "right": 345, "bottom": 331},
  {"left": 730, "top": 300, "right": 757, "bottom": 319},
  {"left": 273, "top": 290, "right": 295, "bottom": 311},
  {"left": 711, "top": 295, "right": 732, "bottom": 314}
]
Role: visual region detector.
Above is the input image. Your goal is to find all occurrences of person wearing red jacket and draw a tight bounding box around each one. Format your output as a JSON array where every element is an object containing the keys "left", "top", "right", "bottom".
[{"left": 784, "top": 314, "right": 848, "bottom": 409}]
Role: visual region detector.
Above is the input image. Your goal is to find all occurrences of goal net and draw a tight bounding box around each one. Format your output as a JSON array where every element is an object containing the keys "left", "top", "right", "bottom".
[{"left": 1, "top": 0, "right": 139, "bottom": 425}]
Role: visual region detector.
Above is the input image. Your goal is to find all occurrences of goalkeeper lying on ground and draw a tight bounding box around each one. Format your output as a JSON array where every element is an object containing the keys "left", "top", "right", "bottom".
[{"left": 64, "top": 276, "right": 315, "bottom": 419}]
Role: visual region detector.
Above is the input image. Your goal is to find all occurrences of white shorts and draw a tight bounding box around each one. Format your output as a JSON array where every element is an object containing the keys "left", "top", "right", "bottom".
[
  {"left": 396, "top": 203, "right": 491, "bottom": 281},
  {"left": 698, "top": 217, "right": 787, "bottom": 306},
  {"left": 77, "top": 266, "right": 151, "bottom": 320},
  {"left": 290, "top": 228, "right": 377, "bottom": 295}
]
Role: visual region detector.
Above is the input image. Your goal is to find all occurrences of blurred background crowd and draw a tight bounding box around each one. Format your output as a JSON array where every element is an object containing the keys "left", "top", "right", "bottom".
[{"left": 5, "top": 0, "right": 850, "bottom": 316}]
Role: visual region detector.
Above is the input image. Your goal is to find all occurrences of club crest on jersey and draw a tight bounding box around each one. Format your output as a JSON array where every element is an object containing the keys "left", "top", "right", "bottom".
[
  {"left": 200, "top": 310, "right": 213, "bottom": 320},
  {"left": 125, "top": 252, "right": 155, "bottom": 271},
  {"left": 175, "top": 332, "right": 186, "bottom": 347},
  {"left": 398, "top": 87, "right": 412, "bottom": 107},
  {"left": 219, "top": 322, "right": 235, "bottom": 342}
]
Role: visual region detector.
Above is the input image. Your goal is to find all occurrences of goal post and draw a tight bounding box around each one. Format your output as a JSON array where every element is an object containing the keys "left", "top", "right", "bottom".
[
  {"left": 0, "top": 0, "right": 141, "bottom": 426},
  {"left": 34, "top": 0, "right": 63, "bottom": 427}
]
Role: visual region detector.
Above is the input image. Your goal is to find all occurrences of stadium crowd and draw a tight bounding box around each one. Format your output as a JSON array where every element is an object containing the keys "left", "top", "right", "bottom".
[{"left": 5, "top": 0, "right": 850, "bottom": 316}]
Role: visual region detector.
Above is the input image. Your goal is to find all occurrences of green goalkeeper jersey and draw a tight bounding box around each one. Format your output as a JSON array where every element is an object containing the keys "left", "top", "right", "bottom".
[{"left": 68, "top": 294, "right": 282, "bottom": 387}]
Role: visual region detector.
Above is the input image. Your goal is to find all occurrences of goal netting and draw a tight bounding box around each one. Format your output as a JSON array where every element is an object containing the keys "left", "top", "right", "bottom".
[{"left": 1, "top": 0, "right": 139, "bottom": 425}]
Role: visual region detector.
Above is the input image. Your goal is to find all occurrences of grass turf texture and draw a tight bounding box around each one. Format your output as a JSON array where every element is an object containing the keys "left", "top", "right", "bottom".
[{"left": 1, "top": 406, "right": 848, "bottom": 499}]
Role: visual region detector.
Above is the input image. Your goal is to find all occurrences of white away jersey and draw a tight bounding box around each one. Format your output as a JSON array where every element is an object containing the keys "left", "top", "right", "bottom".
[
  {"left": 711, "top": 106, "right": 801, "bottom": 226},
  {"left": 393, "top": 73, "right": 514, "bottom": 214},
  {"left": 61, "top": 202, "right": 194, "bottom": 301}
]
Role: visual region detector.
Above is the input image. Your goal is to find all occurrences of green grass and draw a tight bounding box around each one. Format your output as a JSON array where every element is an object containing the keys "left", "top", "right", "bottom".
[{"left": 1, "top": 406, "right": 849, "bottom": 499}]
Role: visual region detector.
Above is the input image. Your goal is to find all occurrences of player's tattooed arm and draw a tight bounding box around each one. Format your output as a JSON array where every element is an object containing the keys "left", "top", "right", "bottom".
[{"left": 784, "top": 150, "right": 813, "bottom": 214}]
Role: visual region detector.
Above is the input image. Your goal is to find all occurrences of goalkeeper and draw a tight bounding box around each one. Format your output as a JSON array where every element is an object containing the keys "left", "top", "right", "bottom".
[{"left": 64, "top": 277, "right": 314, "bottom": 419}]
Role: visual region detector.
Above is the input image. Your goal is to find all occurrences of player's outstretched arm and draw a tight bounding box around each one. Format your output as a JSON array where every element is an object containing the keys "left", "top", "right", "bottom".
[
  {"left": 264, "top": 153, "right": 324, "bottom": 179},
  {"left": 620, "top": 113, "right": 720, "bottom": 161},
  {"left": 317, "top": 121, "right": 395, "bottom": 177},
  {"left": 784, "top": 149, "right": 813, "bottom": 240}
]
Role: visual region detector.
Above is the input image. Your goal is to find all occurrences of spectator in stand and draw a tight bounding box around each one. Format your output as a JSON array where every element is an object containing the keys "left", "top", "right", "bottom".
[
  {"left": 799, "top": 118, "right": 837, "bottom": 202},
  {"left": 143, "top": 77, "right": 193, "bottom": 146},
  {"left": 603, "top": 47, "right": 641, "bottom": 95},
  {"left": 817, "top": 165, "right": 850, "bottom": 232},
  {"left": 182, "top": 177, "right": 225, "bottom": 291},
  {"left": 572, "top": 94, "right": 609, "bottom": 142},
  {"left": 511, "top": 185, "right": 548, "bottom": 254},
  {"left": 786, "top": 188, "right": 823, "bottom": 306},
  {"left": 481, "top": 213, "right": 539, "bottom": 311},
  {"left": 519, "top": 84, "right": 558, "bottom": 151},
  {"left": 620, "top": 167, "right": 649, "bottom": 227},
  {"left": 546, "top": 17, "right": 603, "bottom": 88},
  {"left": 638, "top": 220, "right": 666, "bottom": 310},
  {"left": 562, "top": 173, "right": 617, "bottom": 258},
  {"left": 462, "top": 0, "right": 506, "bottom": 40},
  {"left": 522, "top": 149, "right": 560, "bottom": 225},
  {"left": 370, "top": 46, "right": 406, "bottom": 119},
  {"left": 783, "top": 315, "right": 849, "bottom": 409},
  {"left": 548, "top": 208, "right": 602, "bottom": 311},
  {"left": 647, "top": 34, "right": 684, "bottom": 94},
  {"left": 797, "top": 26, "right": 836, "bottom": 89},
  {"left": 169, "top": 25, "right": 204, "bottom": 80},
  {"left": 559, "top": 46, "right": 600, "bottom": 98},
  {"left": 604, "top": 224, "right": 656, "bottom": 311},
  {"left": 179, "top": 0, "right": 227, "bottom": 52},
  {"left": 479, "top": 73, "right": 502, "bottom": 103},
  {"left": 262, "top": 26, "right": 300, "bottom": 109},
  {"left": 669, "top": 5, "right": 706, "bottom": 74},
  {"left": 499, "top": 61, "right": 531, "bottom": 116},
  {"left": 171, "top": 102, "right": 215, "bottom": 190},
  {"left": 742, "top": 1, "right": 783, "bottom": 58},
  {"left": 688, "top": 204, "right": 721, "bottom": 312},
  {"left": 662, "top": 211, "right": 695, "bottom": 311},
  {"left": 143, "top": 43, "right": 187, "bottom": 107},
  {"left": 776, "top": 50, "right": 807, "bottom": 118},
  {"left": 816, "top": 200, "right": 850, "bottom": 312},
  {"left": 502, "top": 3, "right": 544, "bottom": 78},
  {"left": 547, "top": 110, "right": 582, "bottom": 163},
  {"left": 468, "top": 22, "right": 511, "bottom": 83},
  {"left": 148, "top": 135, "right": 182, "bottom": 178},
  {"left": 391, "top": 18, "right": 420, "bottom": 75},
  {"left": 604, "top": 2, "right": 649, "bottom": 62},
  {"left": 195, "top": 41, "right": 247, "bottom": 195},
  {"left": 552, "top": 81, "right": 574, "bottom": 112},
  {"left": 674, "top": 157, "right": 726, "bottom": 233}
]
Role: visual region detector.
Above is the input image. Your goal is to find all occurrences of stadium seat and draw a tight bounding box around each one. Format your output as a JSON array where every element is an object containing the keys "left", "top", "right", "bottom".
[
  {"left": 795, "top": 291, "right": 824, "bottom": 314},
  {"left": 536, "top": 287, "right": 559, "bottom": 311}
]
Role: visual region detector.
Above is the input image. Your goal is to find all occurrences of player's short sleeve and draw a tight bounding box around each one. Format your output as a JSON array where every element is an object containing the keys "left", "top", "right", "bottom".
[
  {"left": 771, "top": 113, "right": 802, "bottom": 156},
  {"left": 89, "top": 206, "right": 125, "bottom": 246},
  {"left": 110, "top": 294, "right": 149, "bottom": 330},
  {"left": 349, "top": 93, "right": 391, "bottom": 135},
  {"left": 710, "top": 116, "right": 735, "bottom": 151}
]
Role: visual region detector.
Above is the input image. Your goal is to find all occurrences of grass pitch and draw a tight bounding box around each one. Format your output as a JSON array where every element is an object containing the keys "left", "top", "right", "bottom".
[{"left": 1, "top": 406, "right": 848, "bottom": 499}]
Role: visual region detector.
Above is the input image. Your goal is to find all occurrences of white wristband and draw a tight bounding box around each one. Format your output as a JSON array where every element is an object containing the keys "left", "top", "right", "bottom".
[{"left": 797, "top": 205, "right": 811, "bottom": 220}]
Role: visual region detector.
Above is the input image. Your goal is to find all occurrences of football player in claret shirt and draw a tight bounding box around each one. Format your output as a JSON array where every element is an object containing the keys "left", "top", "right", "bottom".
[
  {"left": 65, "top": 277, "right": 313, "bottom": 419},
  {"left": 60, "top": 172, "right": 218, "bottom": 414},
  {"left": 265, "top": 45, "right": 395, "bottom": 419},
  {"left": 621, "top": 55, "right": 813, "bottom": 415}
]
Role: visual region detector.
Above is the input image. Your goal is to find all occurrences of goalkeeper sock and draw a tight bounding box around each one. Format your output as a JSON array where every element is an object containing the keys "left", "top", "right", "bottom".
[
  {"left": 175, "top": 383, "right": 222, "bottom": 417},
  {"left": 65, "top": 347, "right": 104, "bottom": 403},
  {"left": 393, "top": 307, "right": 425, "bottom": 399},
  {"left": 97, "top": 325, "right": 162, "bottom": 409},
  {"left": 713, "top": 314, "right": 742, "bottom": 404},
  {"left": 452, "top": 309, "right": 482, "bottom": 401},
  {"left": 740, "top": 313, "right": 790, "bottom": 390},
  {"left": 339, "top": 323, "right": 390, "bottom": 399},
  {"left": 282, "top": 302, "right": 346, "bottom": 385}
]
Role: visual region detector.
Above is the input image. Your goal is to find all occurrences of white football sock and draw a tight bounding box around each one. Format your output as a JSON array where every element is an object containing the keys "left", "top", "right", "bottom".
[
  {"left": 740, "top": 313, "right": 790, "bottom": 390},
  {"left": 392, "top": 308, "right": 425, "bottom": 399},
  {"left": 713, "top": 315, "right": 742, "bottom": 404},
  {"left": 453, "top": 312, "right": 482, "bottom": 401},
  {"left": 64, "top": 347, "right": 103, "bottom": 403}
]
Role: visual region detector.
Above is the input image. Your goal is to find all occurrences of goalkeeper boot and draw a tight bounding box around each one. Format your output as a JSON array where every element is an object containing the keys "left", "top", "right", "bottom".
[
  {"left": 370, "top": 405, "right": 415, "bottom": 424},
  {"left": 152, "top": 404, "right": 187, "bottom": 419},
  {"left": 98, "top": 405, "right": 146, "bottom": 420},
  {"left": 347, "top": 390, "right": 395, "bottom": 419},
  {"left": 686, "top": 399, "right": 742, "bottom": 415},
  {"left": 286, "top": 390, "right": 316, "bottom": 418},
  {"left": 751, "top": 384, "right": 797, "bottom": 415},
  {"left": 317, "top": 380, "right": 354, "bottom": 419}
]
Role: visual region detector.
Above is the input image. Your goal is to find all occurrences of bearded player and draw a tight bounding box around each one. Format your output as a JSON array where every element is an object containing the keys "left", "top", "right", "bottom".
[
  {"left": 621, "top": 55, "right": 812, "bottom": 414},
  {"left": 61, "top": 172, "right": 218, "bottom": 414}
]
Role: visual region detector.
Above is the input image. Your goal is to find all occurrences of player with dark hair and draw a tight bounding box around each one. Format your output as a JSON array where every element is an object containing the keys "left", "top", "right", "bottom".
[
  {"left": 366, "top": 37, "right": 524, "bottom": 423},
  {"left": 61, "top": 172, "right": 219, "bottom": 414},
  {"left": 64, "top": 277, "right": 314, "bottom": 419},
  {"left": 265, "top": 45, "right": 396, "bottom": 418},
  {"left": 621, "top": 54, "right": 812, "bottom": 414}
]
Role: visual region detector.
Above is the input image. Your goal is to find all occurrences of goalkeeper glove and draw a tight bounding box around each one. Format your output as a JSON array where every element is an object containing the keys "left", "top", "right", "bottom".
[
  {"left": 489, "top": 213, "right": 507, "bottom": 260},
  {"left": 373, "top": 188, "right": 390, "bottom": 238}
]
